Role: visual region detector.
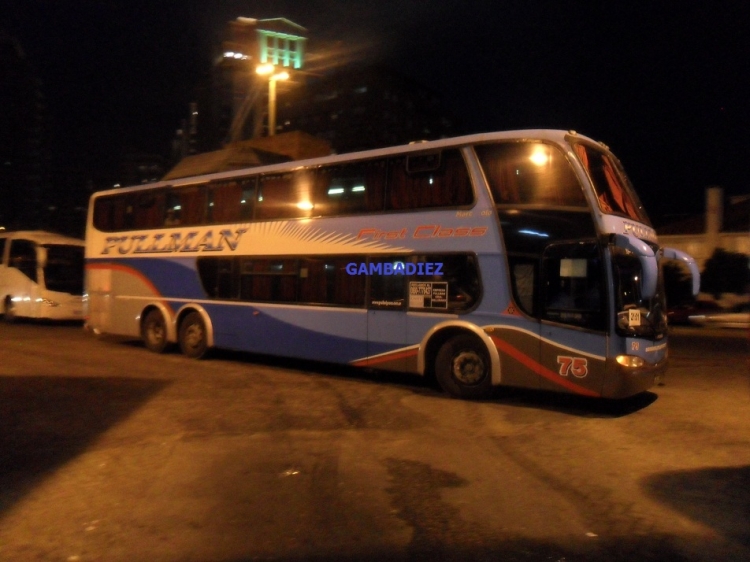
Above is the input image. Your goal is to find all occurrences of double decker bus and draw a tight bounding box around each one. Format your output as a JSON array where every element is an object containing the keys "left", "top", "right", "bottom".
[{"left": 84, "top": 130, "right": 698, "bottom": 399}]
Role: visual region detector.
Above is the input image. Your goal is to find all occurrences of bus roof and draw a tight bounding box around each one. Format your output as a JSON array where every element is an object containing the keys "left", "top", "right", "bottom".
[
  {"left": 0, "top": 230, "right": 85, "bottom": 246},
  {"left": 92, "top": 129, "right": 600, "bottom": 197}
]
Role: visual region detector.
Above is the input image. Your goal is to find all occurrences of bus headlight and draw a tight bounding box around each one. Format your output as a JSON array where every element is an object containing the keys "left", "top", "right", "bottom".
[{"left": 616, "top": 355, "right": 645, "bottom": 368}]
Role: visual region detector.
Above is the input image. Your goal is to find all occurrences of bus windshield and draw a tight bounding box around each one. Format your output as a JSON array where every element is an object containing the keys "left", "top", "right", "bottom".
[
  {"left": 612, "top": 248, "right": 668, "bottom": 338},
  {"left": 572, "top": 143, "right": 651, "bottom": 225},
  {"left": 43, "top": 244, "right": 84, "bottom": 295}
]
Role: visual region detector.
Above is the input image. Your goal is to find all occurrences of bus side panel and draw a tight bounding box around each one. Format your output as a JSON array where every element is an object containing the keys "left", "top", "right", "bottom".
[
  {"left": 86, "top": 266, "right": 118, "bottom": 334},
  {"left": 539, "top": 324, "right": 607, "bottom": 397},
  {"left": 86, "top": 263, "right": 161, "bottom": 337},
  {"left": 484, "top": 324, "right": 541, "bottom": 390},
  {"left": 201, "top": 303, "right": 368, "bottom": 364},
  {"left": 484, "top": 324, "right": 607, "bottom": 396},
  {"left": 86, "top": 257, "right": 205, "bottom": 336},
  {"left": 0, "top": 265, "right": 37, "bottom": 317}
]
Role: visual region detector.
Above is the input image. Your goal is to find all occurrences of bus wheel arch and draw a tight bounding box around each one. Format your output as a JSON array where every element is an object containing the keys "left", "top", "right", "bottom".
[
  {"left": 420, "top": 322, "right": 500, "bottom": 399},
  {"left": 176, "top": 305, "right": 213, "bottom": 359},
  {"left": 141, "top": 306, "right": 171, "bottom": 353}
]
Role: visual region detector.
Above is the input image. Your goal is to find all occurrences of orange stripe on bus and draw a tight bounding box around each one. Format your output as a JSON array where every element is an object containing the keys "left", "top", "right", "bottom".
[
  {"left": 86, "top": 262, "right": 162, "bottom": 298},
  {"left": 350, "top": 347, "right": 418, "bottom": 367}
]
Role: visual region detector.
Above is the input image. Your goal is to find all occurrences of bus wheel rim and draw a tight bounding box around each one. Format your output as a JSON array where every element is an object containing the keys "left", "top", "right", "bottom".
[
  {"left": 184, "top": 323, "right": 203, "bottom": 350},
  {"left": 147, "top": 320, "right": 164, "bottom": 343},
  {"left": 452, "top": 350, "right": 486, "bottom": 385}
]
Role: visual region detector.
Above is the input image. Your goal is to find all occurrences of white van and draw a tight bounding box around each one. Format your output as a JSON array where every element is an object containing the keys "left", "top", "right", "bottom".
[{"left": 0, "top": 231, "right": 85, "bottom": 322}]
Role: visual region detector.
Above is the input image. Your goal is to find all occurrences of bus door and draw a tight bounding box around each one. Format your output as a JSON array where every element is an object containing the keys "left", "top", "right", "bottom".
[
  {"left": 539, "top": 242, "right": 608, "bottom": 397},
  {"left": 499, "top": 256, "right": 543, "bottom": 390},
  {"left": 366, "top": 257, "right": 408, "bottom": 371}
]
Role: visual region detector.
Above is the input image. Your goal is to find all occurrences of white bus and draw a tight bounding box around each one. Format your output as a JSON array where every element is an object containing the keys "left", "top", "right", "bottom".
[
  {"left": 85, "top": 130, "right": 699, "bottom": 399},
  {"left": 0, "top": 231, "right": 85, "bottom": 322}
]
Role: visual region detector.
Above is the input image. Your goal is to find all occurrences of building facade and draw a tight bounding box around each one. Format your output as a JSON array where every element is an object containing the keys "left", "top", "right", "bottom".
[
  {"left": 210, "top": 18, "right": 307, "bottom": 146},
  {"left": 657, "top": 187, "right": 750, "bottom": 270},
  {"left": 277, "top": 64, "right": 458, "bottom": 154},
  {"left": 0, "top": 32, "right": 48, "bottom": 230}
]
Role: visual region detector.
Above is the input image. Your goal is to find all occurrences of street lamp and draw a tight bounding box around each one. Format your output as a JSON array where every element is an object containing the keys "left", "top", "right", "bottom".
[{"left": 256, "top": 64, "right": 290, "bottom": 136}]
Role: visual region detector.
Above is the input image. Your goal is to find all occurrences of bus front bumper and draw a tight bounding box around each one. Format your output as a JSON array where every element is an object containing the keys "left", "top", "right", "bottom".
[
  {"left": 38, "top": 296, "right": 84, "bottom": 321},
  {"left": 601, "top": 356, "right": 669, "bottom": 399}
]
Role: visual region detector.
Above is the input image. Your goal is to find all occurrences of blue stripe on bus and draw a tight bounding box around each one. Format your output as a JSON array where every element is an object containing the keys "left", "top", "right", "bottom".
[{"left": 194, "top": 302, "right": 388, "bottom": 364}]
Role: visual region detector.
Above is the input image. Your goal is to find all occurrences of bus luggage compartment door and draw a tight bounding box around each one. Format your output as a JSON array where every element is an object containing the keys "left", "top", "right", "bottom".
[{"left": 366, "top": 308, "right": 407, "bottom": 372}]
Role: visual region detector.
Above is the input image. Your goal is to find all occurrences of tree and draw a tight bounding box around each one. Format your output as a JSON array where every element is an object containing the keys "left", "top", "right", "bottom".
[
  {"left": 663, "top": 262, "right": 695, "bottom": 307},
  {"left": 701, "top": 249, "right": 750, "bottom": 297}
]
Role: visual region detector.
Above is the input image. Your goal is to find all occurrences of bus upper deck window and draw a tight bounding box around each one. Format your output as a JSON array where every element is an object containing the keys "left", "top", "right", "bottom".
[{"left": 476, "top": 142, "right": 586, "bottom": 208}]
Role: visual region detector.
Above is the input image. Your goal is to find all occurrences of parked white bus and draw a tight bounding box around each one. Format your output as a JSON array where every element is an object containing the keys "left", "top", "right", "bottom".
[{"left": 0, "top": 231, "right": 85, "bottom": 322}]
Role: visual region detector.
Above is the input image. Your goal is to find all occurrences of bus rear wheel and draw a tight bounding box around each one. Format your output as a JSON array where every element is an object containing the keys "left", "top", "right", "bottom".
[
  {"left": 142, "top": 309, "right": 169, "bottom": 353},
  {"left": 179, "top": 311, "right": 208, "bottom": 359},
  {"left": 435, "top": 334, "right": 492, "bottom": 399}
]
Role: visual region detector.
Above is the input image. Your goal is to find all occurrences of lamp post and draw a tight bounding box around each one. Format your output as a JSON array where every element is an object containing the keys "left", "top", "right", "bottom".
[{"left": 256, "top": 64, "right": 289, "bottom": 136}]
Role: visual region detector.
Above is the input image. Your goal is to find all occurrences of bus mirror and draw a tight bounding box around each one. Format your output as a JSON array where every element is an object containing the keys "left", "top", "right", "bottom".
[
  {"left": 613, "top": 234, "right": 657, "bottom": 300},
  {"left": 662, "top": 247, "right": 700, "bottom": 296}
]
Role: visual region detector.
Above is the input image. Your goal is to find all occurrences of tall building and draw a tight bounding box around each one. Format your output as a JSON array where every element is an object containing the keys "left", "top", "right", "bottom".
[
  {"left": 0, "top": 32, "right": 48, "bottom": 229},
  {"left": 278, "top": 64, "right": 458, "bottom": 154},
  {"left": 207, "top": 17, "right": 307, "bottom": 148},
  {"left": 169, "top": 17, "right": 457, "bottom": 174}
]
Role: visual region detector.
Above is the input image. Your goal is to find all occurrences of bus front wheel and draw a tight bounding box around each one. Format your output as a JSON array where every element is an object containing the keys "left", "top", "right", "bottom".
[
  {"left": 3, "top": 297, "right": 16, "bottom": 323},
  {"left": 179, "top": 311, "right": 208, "bottom": 359},
  {"left": 435, "top": 334, "right": 492, "bottom": 399},
  {"left": 142, "top": 309, "right": 169, "bottom": 353}
]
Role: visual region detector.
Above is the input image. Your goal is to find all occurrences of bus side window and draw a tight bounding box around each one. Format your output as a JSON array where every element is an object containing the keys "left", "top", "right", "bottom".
[
  {"left": 165, "top": 186, "right": 207, "bottom": 226},
  {"left": 164, "top": 191, "right": 182, "bottom": 226},
  {"left": 239, "top": 259, "right": 297, "bottom": 302},
  {"left": 387, "top": 149, "right": 473, "bottom": 210},
  {"left": 256, "top": 173, "right": 307, "bottom": 220},
  {"left": 298, "top": 257, "right": 366, "bottom": 306},
  {"left": 239, "top": 181, "right": 256, "bottom": 221},
  {"left": 0, "top": 238, "right": 7, "bottom": 265},
  {"left": 134, "top": 191, "right": 166, "bottom": 229},
  {"left": 93, "top": 194, "right": 136, "bottom": 231},
  {"left": 217, "top": 258, "right": 238, "bottom": 299},
  {"left": 312, "top": 159, "right": 387, "bottom": 216},
  {"left": 93, "top": 197, "right": 116, "bottom": 232},
  {"left": 208, "top": 181, "right": 241, "bottom": 223},
  {"left": 407, "top": 254, "right": 480, "bottom": 312},
  {"left": 9, "top": 239, "right": 38, "bottom": 282}
]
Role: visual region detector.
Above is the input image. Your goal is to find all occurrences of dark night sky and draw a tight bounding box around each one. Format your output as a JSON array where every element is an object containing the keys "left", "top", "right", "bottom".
[{"left": 1, "top": 0, "right": 748, "bottom": 224}]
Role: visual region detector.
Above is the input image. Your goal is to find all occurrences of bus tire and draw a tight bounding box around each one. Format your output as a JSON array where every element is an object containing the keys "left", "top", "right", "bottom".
[
  {"left": 179, "top": 311, "right": 208, "bottom": 359},
  {"left": 3, "top": 297, "right": 17, "bottom": 324},
  {"left": 142, "top": 308, "right": 169, "bottom": 353},
  {"left": 435, "top": 334, "right": 492, "bottom": 399}
]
